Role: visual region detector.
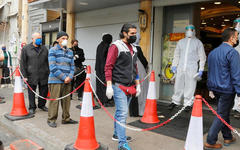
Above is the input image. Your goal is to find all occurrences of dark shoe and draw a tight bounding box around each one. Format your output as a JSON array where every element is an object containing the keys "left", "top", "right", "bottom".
[
  {"left": 39, "top": 106, "right": 48, "bottom": 112},
  {"left": 0, "top": 96, "right": 5, "bottom": 99},
  {"left": 47, "top": 121, "right": 57, "bottom": 128},
  {"left": 168, "top": 103, "right": 177, "bottom": 110},
  {"left": 112, "top": 134, "right": 132, "bottom": 142},
  {"left": 233, "top": 111, "right": 240, "bottom": 119},
  {"left": 118, "top": 143, "right": 132, "bottom": 150},
  {"left": 29, "top": 109, "right": 36, "bottom": 114},
  {"left": 0, "top": 99, "right": 5, "bottom": 104},
  {"left": 184, "top": 106, "right": 192, "bottom": 112},
  {"left": 78, "top": 97, "right": 82, "bottom": 101},
  {"left": 62, "top": 119, "right": 78, "bottom": 124},
  {"left": 104, "top": 102, "right": 115, "bottom": 107},
  {"left": 204, "top": 143, "right": 222, "bottom": 149},
  {"left": 224, "top": 137, "right": 236, "bottom": 146}
]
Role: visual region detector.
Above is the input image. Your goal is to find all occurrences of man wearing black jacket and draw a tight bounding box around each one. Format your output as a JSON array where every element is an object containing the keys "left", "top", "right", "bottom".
[
  {"left": 20, "top": 32, "right": 49, "bottom": 114},
  {"left": 71, "top": 40, "right": 85, "bottom": 100}
]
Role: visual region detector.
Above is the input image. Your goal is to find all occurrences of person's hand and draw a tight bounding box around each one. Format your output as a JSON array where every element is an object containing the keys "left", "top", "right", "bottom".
[
  {"left": 198, "top": 70, "right": 203, "bottom": 78},
  {"left": 23, "top": 78, "right": 28, "bottom": 81},
  {"left": 136, "top": 84, "right": 141, "bottom": 97},
  {"left": 106, "top": 84, "right": 114, "bottom": 99},
  {"left": 64, "top": 77, "right": 71, "bottom": 84},
  {"left": 209, "top": 91, "right": 215, "bottom": 99},
  {"left": 171, "top": 66, "right": 177, "bottom": 74}
]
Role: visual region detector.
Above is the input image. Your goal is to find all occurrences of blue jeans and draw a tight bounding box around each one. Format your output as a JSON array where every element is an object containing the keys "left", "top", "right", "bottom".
[
  {"left": 113, "top": 85, "right": 132, "bottom": 146},
  {"left": 207, "top": 92, "right": 235, "bottom": 145}
]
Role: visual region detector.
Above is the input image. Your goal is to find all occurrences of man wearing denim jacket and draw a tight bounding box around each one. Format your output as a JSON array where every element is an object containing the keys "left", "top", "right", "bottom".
[{"left": 105, "top": 24, "right": 141, "bottom": 150}]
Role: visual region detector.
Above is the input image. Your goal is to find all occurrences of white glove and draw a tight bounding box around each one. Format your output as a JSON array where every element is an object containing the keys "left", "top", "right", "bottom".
[
  {"left": 75, "top": 55, "right": 79, "bottom": 58},
  {"left": 209, "top": 91, "right": 215, "bottom": 99},
  {"left": 106, "top": 85, "right": 114, "bottom": 99},
  {"left": 136, "top": 84, "right": 141, "bottom": 97}
]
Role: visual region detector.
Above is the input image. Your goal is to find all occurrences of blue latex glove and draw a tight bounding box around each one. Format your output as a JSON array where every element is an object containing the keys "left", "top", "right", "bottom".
[
  {"left": 171, "top": 66, "right": 177, "bottom": 74},
  {"left": 198, "top": 71, "right": 203, "bottom": 77}
]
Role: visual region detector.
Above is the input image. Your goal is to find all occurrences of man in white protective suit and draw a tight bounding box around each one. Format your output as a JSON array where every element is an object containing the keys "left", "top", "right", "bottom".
[
  {"left": 231, "top": 18, "right": 240, "bottom": 119},
  {"left": 168, "top": 24, "right": 206, "bottom": 112}
]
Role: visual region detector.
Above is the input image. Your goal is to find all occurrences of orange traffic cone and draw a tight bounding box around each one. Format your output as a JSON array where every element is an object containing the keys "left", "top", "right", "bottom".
[
  {"left": 65, "top": 79, "right": 107, "bottom": 150},
  {"left": 184, "top": 95, "right": 203, "bottom": 150},
  {"left": 4, "top": 67, "right": 34, "bottom": 121},
  {"left": 76, "top": 65, "right": 100, "bottom": 110},
  {"left": 140, "top": 71, "right": 160, "bottom": 124}
]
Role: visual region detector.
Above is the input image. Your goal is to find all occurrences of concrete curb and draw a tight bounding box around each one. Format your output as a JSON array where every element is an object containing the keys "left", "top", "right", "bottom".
[{"left": 0, "top": 115, "right": 66, "bottom": 150}]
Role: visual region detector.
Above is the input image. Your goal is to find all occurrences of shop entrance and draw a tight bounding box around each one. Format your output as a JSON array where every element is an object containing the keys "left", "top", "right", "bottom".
[{"left": 159, "top": 1, "right": 240, "bottom": 102}]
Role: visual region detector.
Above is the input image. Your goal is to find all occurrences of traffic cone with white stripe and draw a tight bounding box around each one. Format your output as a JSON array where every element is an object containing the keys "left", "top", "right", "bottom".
[
  {"left": 65, "top": 79, "right": 108, "bottom": 150},
  {"left": 140, "top": 71, "right": 160, "bottom": 124},
  {"left": 76, "top": 65, "right": 100, "bottom": 110},
  {"left": 4, "top": 67, "right": 34, "bottom": 121},
  {"left": 184, "top": 95, "right": 203, "bottom": 150}
]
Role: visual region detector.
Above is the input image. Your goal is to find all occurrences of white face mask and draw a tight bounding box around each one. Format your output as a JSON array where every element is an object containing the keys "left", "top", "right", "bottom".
[
  {"left": 186, "top": 30, "right": 193, "bottom": 38},
  {"left": 61, "top": 40, "right": 68, "bottom": 46}
]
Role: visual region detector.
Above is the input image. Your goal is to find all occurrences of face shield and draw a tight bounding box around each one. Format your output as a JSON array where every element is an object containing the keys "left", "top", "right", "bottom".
[
  {"left": 185, "top": 25, "right": 195, "bottom": 38},
  {"left": 234, "top": 18, "right": 240, "bottom": 33}
]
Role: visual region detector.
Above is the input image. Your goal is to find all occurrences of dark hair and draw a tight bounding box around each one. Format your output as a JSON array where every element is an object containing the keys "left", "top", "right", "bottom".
[
  {"left": 222, "top": 28, "right": 237, "bottom": 42},
  {"left": 102, "top": 34, "right": 113, "bottom": 44},
  {"left": 119, "top": 24, "right": 137, "bottom": 39},
  {"left": 71, "top": 39, "right": 78, "bottom": 45},
  {"left": 52, "top": 41, "right": 58, "bottom": 46}
]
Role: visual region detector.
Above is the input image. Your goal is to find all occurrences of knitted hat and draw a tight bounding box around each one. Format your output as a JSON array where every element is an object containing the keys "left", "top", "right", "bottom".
[{"left": 57, "top": 31, "right": 69, "bottom": 40}]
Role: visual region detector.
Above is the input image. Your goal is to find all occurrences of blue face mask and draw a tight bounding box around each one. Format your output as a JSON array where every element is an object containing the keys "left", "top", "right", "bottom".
[
  {"left": 2, "top": 47, "right": 6, "bottom": 51},
  {"left": 35, "top": 38, "right": 42, "bottom": 46}
]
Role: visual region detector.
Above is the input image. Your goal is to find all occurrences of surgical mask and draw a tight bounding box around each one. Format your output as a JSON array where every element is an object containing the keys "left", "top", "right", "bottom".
[
  {"left": 127, "top": 35, "right": 137, "bottom": 44},
  {"left": 2, "top": 47, "right": 6, "bottom": 51},
  {"left": 35, "top": 38, "right": 42, "bottom": 46},
  {"left": 61, "top": 40, "right": 68, "bottom": 46},
  {"left": 233, "top": 40, "right": 239, "bottom": 48},
  {"left": 186, "top": 31, "right": 193, "bottom": 38}
]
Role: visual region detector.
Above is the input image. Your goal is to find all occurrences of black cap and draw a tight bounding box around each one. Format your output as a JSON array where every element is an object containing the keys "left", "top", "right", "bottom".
[{"left": 57, "top": 31, "right": 68, "bottom": 40}]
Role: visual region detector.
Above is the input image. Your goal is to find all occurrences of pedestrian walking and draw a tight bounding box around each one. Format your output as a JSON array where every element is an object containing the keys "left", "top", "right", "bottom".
[
  {"left": 20, "top": 32, "right": 49, "bottom": 114},
  {"left": 0, "top": 48, "right": 4, "bottom": 103},
  {"left": 168, "top": 25, "right": 206, "bottom": 112},
  {"left": 204, "top": 28, "right": 240, "bottom": 149},
  {"left": 47, "top": 31, "right": 78, "bottom": 128},
  {"left": 105, "top": 24, "right": 141, "bottom": 150},
  {"left": 95, "top": 33, "right": 114, "bottom": 107}
]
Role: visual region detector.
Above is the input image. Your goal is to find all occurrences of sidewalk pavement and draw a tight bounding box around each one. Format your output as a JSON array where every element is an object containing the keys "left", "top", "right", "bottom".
[{"left": 0, "top": 86, "right": 240, "bottom": 150}]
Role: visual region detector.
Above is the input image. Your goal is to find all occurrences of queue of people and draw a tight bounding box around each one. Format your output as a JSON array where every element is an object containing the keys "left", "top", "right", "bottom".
[{"left": 1, "top": 19, "right": 240, "bottom": 150}]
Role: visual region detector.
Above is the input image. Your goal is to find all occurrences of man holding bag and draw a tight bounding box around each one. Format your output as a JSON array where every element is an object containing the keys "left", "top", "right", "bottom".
[{"left": 105, "top": 24, "right": 140, "bottom": 150}]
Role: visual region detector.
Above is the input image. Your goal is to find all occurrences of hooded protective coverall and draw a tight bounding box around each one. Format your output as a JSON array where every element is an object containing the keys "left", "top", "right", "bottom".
[{"left": 171, "top": 26, "right": 206, "bottom": 106}]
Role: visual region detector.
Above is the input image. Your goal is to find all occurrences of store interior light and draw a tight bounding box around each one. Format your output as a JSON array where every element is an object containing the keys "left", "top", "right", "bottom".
[
  {"left": 214, "top": 2, "right": 222, "bottom": 5},
  {"left": 224, "top": 19, "right": 230, "bottom": 22},
  {"left": 202, "top": 22, "right": 207, "bottom": 25},
  {"left": 238, "top": 1, "right": 240, "bottom": 4},
  {"left": 79, "top": 2, "right": 88, "bottom": 5},
  {"left": 201, "top": 7, "right": 205, "bottom": 10},
  {"left": 221, "top": 24, "right": 226, "bottom": 26}
]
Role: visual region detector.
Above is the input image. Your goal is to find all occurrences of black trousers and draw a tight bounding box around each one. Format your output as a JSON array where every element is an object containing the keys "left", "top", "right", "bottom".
[
  {"left": 71, "top": 71, "right": 86, "bottom": 98},
  {"left": 27, "top": 83, "right": 48, "bottom": 110},
  {"left": 1, "top": 67, "right": 10, "bottom": 84},
  {"left": 129, "top": 96, "right": 139, "bottom": 117},
  {"left": 96, "top": 79, "right": 108, "bottom": 104}
]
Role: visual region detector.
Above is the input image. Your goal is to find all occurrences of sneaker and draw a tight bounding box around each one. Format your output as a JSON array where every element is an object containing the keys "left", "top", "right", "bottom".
[
  {"left": 184, "top": 106, "right": 192, "bottom": 112},
  {"left": 204, "top": 142, "right": 222, "bottom": 149},
  {"left": 224, "top": 137, "right": 236, "bottom": 146},
  {"left": 168, "top": 103, "right": 177, "bottom": 110},
  {"left": 118, "top": 143, "right": 131, "bottom": 150},
  {"left": 112, "top": 134, "right": 132, "bottom": 142}
]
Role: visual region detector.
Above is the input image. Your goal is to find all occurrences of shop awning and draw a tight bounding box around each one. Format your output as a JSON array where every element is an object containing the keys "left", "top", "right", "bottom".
[{"left": 29, "top": 0, "right": 140, "bottom": 13}]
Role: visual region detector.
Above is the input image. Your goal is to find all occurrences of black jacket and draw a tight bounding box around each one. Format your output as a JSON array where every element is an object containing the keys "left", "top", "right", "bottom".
[
  {"left": 136, "top": 46, "right": 148, "bottom": 71},
  {"left": 95, "top": 41, "right": 110, "bottom": 81},
  {"left": 20, "top": 43, "right": 49, "bottom": 85},
  {"left": 71, "top": 46, "right": 85, "bottom": 68}
]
